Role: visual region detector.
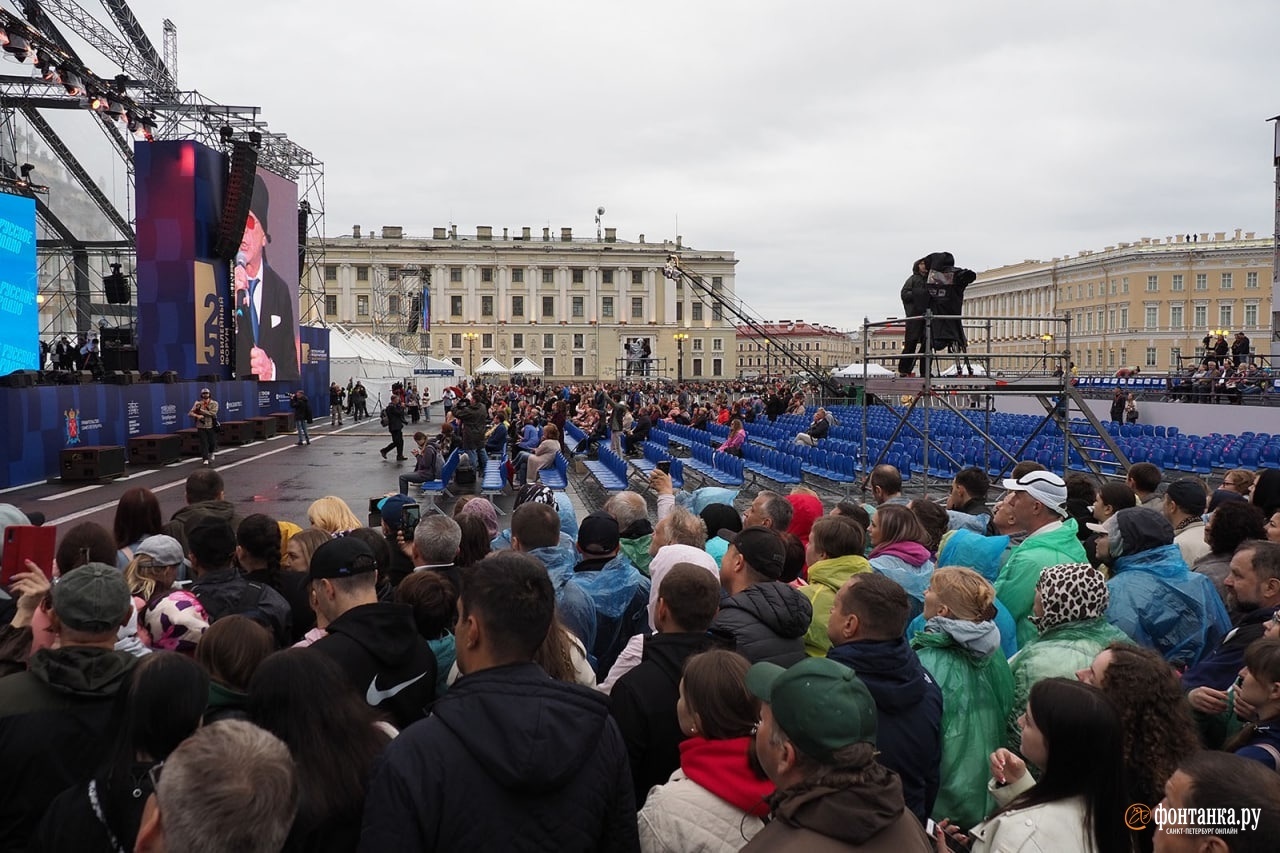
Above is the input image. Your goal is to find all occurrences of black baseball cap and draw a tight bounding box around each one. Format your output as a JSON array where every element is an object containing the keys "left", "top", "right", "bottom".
[
  {"left": 308, "top": 536, "right": 377, "bottom": 581},
  {"left": 719, "top": 525, "right": 786, "bottom": 580}
]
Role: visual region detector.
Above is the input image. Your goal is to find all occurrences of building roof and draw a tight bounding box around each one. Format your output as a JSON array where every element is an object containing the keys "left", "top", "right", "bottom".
[{"left": 736, "top": 321, "right": 849, "bottom": 338}]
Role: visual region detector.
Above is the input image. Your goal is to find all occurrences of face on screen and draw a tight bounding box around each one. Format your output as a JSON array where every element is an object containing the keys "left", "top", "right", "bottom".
[{"left": 240, "top": 212, "right": 267, "bottom": 273}]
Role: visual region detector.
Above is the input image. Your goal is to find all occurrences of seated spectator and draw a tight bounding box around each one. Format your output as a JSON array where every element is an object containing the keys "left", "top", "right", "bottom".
[
  {"left": 743, "top": 658, "right": 932, "bottom": 851},
  {"left": 939, "top": 679, "right": 1128, "bottom": 853},
  {"left": 912, "top": 566, "right": 1014, "bottom": 829},
  {"left": 793, "top": 408, "right": 830, "bottom": 447},
  {"left": 826, "top": 572, "right": 942, "bottom": 823},
  {"left": 715, "top": 418, "right": 746, "bottom": 457},
  {"left": 1127, "top": 461, "right": 1164, "bottom": 510},
  {"left": 360, "top": 552, "right": 640, "bottom": 850},
  {"left": 870, "top": 463, "right": 910, "bottom": 506},
  {"left": 712, "top": 527, "right": 813, "bottom": 666},
  {"left": 1154, "top": 752, "right": 1280, "bottom": 852},
  {"left": 133, "top": 720, "right": 299, "bottom": 853},
  {"left": 399, "top": 431, "right": 442, "bottom": 495},
  {"left": 1007, "top": 563, "right": 1128, "bottom": 751},
  {"left": 1086, "top": 481, "right": 1137, "bottom": 568},
  {"left": 910, "top": 497, "right": 949, "bottom": 556},
  {"left": 1093, "top": 508, "right": 1231, "bottom": 667},
  {"left": 637, "top": 649, "right": 772, "bottom": 851},
  {"left": 0, "top": 564, "right": 138, "bottom": 850},
  {"left": 623, "top": 406, "right": 652, "bottom": 456},
  {"left": 946, "top": 466, "right": 992, "bottom": 532},
  {"left": 1076, "top": 642, "right": 1200, "bottom": 851},
  {"left": 785, "top": 489, "right": 824, "bottom": 549},
  {"left": 35, "top": 651, "right": 209, "bottom": 853},
  {"left": 798, "top": 516, "right": 870, "bottom": 657},
  {"left": 1225, "top": 637, "right": 1280, "bottom": 770},
  {"left": 605, "top": 491, "right": 655, "bottom": 576},
  {"left": 1251, "top": 468, "right": 1280, "bottom": 516},
  {"left": 1164, "top": 478, "right": 1210, "bottom": 566},
  {"left": 868, "top": 504, "right": 936, "bottom": 622},
  {"left": 523, "top": 423, "right": 561, "bottom": 488},
  {"left": 610, "top": 563, "right": 720, "bottom": 806},
  {"left": 1193, "top": 502, "right": 1267, "bottom": 611},
  {"left": 197, "top": 615, "right": 275, "bottom": 722},
  {"left": 249, "top": 650, "right": 393, "bottom": 850}
]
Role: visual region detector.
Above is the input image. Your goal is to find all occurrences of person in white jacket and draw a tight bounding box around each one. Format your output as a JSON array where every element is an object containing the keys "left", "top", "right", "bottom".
[
  {"left": 637, "top": 650, "right": 772, "bottom": 853},
  {"left": 934, "top": 678, "right": 1131, "bottom": 853}
]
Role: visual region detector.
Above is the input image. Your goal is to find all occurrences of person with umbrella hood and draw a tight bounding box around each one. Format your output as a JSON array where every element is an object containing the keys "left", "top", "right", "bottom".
[{"left": 1092, "top": 507, "right": 1231, "bottom": 668}]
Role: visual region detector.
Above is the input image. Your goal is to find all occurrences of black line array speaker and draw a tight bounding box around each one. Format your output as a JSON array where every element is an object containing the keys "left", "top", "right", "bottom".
[{"left": 213, "top": 139, "right": 260, "bottom": 261}]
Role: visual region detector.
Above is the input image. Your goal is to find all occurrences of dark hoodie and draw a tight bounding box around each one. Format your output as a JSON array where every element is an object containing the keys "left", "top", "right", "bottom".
[
  {"left": 711, "top": 581, "right": 812, "bottom": 667},
  {"left": 609, "top": 632, "right": 712, "bottom": 805},
  {"left": 742, "top": 767, "right": 932, "bottom": 853},
  {"left": 0, "top": 647, "right": 136, "bottom": 849},
  {"left": 359, "top": 662, "right": 640, "bottom": 852},
  {"left": 163, "top": 499, "right": 243, "bottom": 554},
  {"left": 311, "top": 602, "right": 437, "bottom": 730},
  {"left": 826, "top": 638, "right": 942, "bottom": 822}
]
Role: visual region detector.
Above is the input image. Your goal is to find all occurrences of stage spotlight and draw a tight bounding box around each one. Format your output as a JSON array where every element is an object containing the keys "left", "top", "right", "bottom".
[
  {"left": 104, "top": 98, "right": 125, "bottom": 119},
  {"left": 89, "top": 94, "right": 105, "bottom": 111},
  {"left": 62, "top": 71, "right": 83, "bottom": 97},
  {"left": 219, "top": 125, "right": 233, "bottom": 143},
  {"left": 247, "top": 130, "right": 262, "bottom": 147},
  {"left": 3, "top": 34, "right": 31, "bottom": 62},
  {"left": 20, "top": 164, "right": 34, "bottom": 181}
]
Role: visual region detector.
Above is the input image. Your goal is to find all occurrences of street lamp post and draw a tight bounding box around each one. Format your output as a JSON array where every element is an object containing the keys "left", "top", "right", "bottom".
[
  {"left": 463, "top": 332, "right": 479, "bottom": 385},
  {"left": 673, "top": 332, "right": 689, "bottom": 383},
  {"left": 1040, "top": 333, "right": 1054, "bottom": 374}
]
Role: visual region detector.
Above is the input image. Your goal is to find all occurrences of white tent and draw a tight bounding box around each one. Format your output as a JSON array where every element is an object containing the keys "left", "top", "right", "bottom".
[
  {"left": 941, "top": 363, "right": 988, "bottom": 376},
  {"left": 510, "top": 357, "right": 543, "bottom": 375},
  {"left": 475, "top": 357, "right": 509, "bottom": 375},
  {"left": 832, "top": 362, "right": 896, "bottom": 378},
  {"left": 326, "top": 325, "right": 459, "bottom": 404}
]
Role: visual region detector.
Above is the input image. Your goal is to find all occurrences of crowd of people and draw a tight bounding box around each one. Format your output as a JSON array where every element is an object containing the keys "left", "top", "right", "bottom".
[{"left": 3, "top": 377, "right": 1280, "bottom": 852}]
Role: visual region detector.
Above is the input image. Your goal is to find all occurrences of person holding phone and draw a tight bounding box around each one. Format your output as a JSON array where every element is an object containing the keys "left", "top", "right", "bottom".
[{"left": 190, "top": 388, "right": 219, "bottom": 465}]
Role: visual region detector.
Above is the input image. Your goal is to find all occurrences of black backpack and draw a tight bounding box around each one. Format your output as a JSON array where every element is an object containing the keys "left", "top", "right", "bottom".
[{"left": 453, "top": 452, "right": 476, "bottom": 485}]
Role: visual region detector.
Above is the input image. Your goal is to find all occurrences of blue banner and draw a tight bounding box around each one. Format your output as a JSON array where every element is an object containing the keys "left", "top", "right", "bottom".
[{"left": 0, "top": 194, "right": 38, "bottom": 373}]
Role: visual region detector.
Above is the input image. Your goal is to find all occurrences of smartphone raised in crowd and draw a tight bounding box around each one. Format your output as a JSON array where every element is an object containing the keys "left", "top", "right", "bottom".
[
  {"left": 1, "top": 525, "right": 56, "bottom": 586},
  {"left": 400, "top": 503, "right": 422, "bottom": 539},
  {"left": 656, "top": 460, "right": 671, "bottom": 475}
]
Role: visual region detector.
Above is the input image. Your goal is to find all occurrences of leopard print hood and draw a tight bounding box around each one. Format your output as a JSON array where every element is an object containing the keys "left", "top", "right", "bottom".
[{"left": 1029, "top": 562, "right": 1110, "bottom": 633}]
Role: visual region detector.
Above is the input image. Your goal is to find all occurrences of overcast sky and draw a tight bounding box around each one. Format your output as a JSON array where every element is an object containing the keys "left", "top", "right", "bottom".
[{"left": 40, "top": 1, "right": 1280, "bottom": 329}]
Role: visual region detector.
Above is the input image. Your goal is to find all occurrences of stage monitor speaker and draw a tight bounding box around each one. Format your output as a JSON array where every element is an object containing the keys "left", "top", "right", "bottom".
[
  {"left": 100, "top": 328, "right": 134, "bottom": 347},
  {"left": 101, "top": 347, "right": 138, "bottom": 372},
  {"left": 104, "top": 370, "right": 141, "bottom": 385},
  {"left": 158, "top": 371, "right": 179, "bottom": 384},
  {"left": 213, "top": 139, "right": 260, "bottom": 261},
  {"left": 60, "top": 446, "right": 126, "bottom": 481},
  {"left": 0, "top": 369, "right": 38, "bottom": 388}
]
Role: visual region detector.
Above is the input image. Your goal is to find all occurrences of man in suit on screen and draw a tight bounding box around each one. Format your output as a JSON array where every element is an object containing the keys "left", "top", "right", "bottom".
[{"left": 235, "top": 174, "right": 299, "bottom": 381}]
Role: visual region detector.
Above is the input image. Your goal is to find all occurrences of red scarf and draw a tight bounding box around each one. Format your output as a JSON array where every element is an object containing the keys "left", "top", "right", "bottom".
[{"left": 679, "top": 736, "right": 774, "bottom": 817}]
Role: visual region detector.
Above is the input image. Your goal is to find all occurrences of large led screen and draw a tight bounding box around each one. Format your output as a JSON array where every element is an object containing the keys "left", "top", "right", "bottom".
[
  {"left": 0, "top": 194, "right": 38, "bottom": 374},
  {"left": 234, "top": 169, "right": 300, "bottom": 381}
]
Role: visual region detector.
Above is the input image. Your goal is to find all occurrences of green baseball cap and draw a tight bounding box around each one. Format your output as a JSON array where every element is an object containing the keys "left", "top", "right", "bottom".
[
  {"left": 51, "top": 562, "right": 132, "bottom": 633},
  {"left": 746, "top": 657, "right": 878, "bottom": 763}
]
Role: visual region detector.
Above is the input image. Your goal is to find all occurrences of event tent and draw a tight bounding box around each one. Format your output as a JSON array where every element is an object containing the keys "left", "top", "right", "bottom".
[
  {"left": 510, "top": 357, "right": 543, "bottom": 375},
  {"left": 475, "top": 357, "right": 509, "bottom": 375},
  {"left": 832, "top": 362, "right": 896, "bottom": 378}
]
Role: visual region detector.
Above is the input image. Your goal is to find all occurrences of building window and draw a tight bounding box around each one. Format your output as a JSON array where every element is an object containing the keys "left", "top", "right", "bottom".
[
  {"left": 1108, "top": 350, "right": 1115, "bottom": 368},
  {"left": 712, "top": 337, "right": 723, "bottom": 351},
  {"left": 450, "top": 295, "right": 463, "bottom": 317},
  {"left": 631, "top": 297, "right": 643, "bottom": 319},
  {"left": 1144, "top": 306, "right": 1157, "bottom": 329},
  {"left": 1246, "top": 271, "right": 1259, "bottom": 289},
  {"left": 573, "top": 357, "right": 584, "bottom": 376},
  {"left": 1121, "top": 277, "right": 1129, "bottom": 294},
  {"left": 543, "top": 357, "right": 555, "bottom": 375},
  {"left": 1109, "top": 280, "right": 1116, "bottom": 296},
  {"left": 324, "top": 265, "right": 337, "bottom": 281},
  {"left": 388, "top": 266, "right": 400, "bottom": 281},
  {"left": 356, "top": 265, "right": 369, "bottom": 281},
  {"left": 1085, "top": 350, "right": 1093, "bottom": 368},
  {"left": 512, "top": 295, "right": 524, "bottom": 317},
  {"left": 1219, "top": 305, "right": 1233, "bottom": 327},
  {"left": 450, "top": 333, "right": 462, "bottom": 348},
  {"left": 451, "top": 357, "right": 463, "bottom": 367},
  {"left": 632, "top": 270, "right": 644, "bottom": 285},
  {"left": 1120, "top": 347, "right": 1127, "bottom": 365},
  {"left": 1088, "top": 284, "right": 1094, "bottom": 298},
  {"left": 388, "top": 294, "right": 401, "bottom": 314},
  {"left": 1171, "top": 274, "right": 1183, "bottom": 292},
  {"left": 712, "top": 304, "right": 723, "bottom": 321},
  {"left": 419, "top": 333, "right": 430, "bottom": 349},
  {"left": 1221, "top": 272, "right": 1233, "bottom": 290},
  {"left": 481, "top": 267, "right": 493, "bottom": 283},
  {"left": 543, "top": 334, "right": 554, "bottom": 349},
  {"left": 481, "top": 295, "right": 494, "bottom": 317},
  {"left": 712, "top": 358, "right": 723, "bottom": 377},
  {"left": 1194, "top": 305, "right": 1207, "bottom": 327},
  {"left": 692, "top": 338, "right": 704, "bottom": 351},
  {"left": 1119, "top": 307, "right": 1128, "bottom": 329},
  {"left": 511, "top": 268, "right": 524, "bottom": 283},
  {"left": 692, "top": 303, "right": 703, "bottom": 322},
  {"left": 1245, "top": 304, "right": 1259, "bottom": 326},
  {"left": 601, "top": 270, "right": 613, "bottom": 284},
  {"left": 1146, "top": 347, "right": 1157, "bottom": 367},
  {"left": 450, "top": 267, "right": 462, "bottom": 283},
  {"left": 482, "top": 333, "right": 493, "bottom": 349},
  {"left": 676, "top": 303, "right": 683, "bottom": 323},
  {"left": 573, "top": 334, "right": 584, "bottom": 349},
  {"left": 572, "top": 268, "right": 584, "bottom": 284},
  {"left": 542, "top": 296, "right": 555, "bottom": 318},
  {"left": 323, "top": 295, "right": 337, "bottom": 316},
  {"left": 512, "top": 333, "right": 524, "bottom": 349},
  {"left": 692, "top": 358, "right": 703, "bottom": 376},
  {"left": 602, "top": 297, "right": 614, "bottom": 318},
  {"left": 1170, "top": 305, "right": 1184, "bottom": 328},
  {"left": 542, "top": 269, "right": 554, "bottom": 284},
  {"left": 712, "top": 276, "right": 723, "bottom": 290},
  {"left": 572, "top": 296, "right": 584, "bottom": 317},
  {"left": 1146, "top": 275, "right": 1158, "bottom": 292},
  {"left": 356, "top": 295, "right": 369, "bottom": 316},
  {"left": 1195, "top": 273, "right": 1208, "bottom": 290}
]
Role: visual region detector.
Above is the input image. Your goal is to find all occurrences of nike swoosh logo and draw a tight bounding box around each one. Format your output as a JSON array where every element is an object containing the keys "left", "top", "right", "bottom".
[{"left": 366, "top": 672, "right": 428, "bottom": 706}]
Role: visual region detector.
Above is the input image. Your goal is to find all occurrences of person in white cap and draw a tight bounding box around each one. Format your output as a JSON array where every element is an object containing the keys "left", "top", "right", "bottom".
[{"left": 993, "top": 470, "right": 1088, "bottom": 648}]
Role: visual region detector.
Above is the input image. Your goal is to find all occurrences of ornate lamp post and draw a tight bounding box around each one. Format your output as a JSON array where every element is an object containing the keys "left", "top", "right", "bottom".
[
  {"left": 463, "top": 331, "right": 479, "bottom": 383},
  {"left": 673, "top": 332, "right": 689, "bottom": 383}
]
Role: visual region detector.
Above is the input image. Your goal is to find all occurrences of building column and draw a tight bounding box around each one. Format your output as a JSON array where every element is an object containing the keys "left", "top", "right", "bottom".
[
  {"left": 646, "top": 268, "right": 657, "bottom": 324},
  {"left": 558, "top": 266, "right": 569, "bottom": 323},
  {"left": 588, "top": 267, "right": 599, "bottom": 323},
  {"left": 662, "top": 267, "right": 676, "bottom": 325},
  {"left": 496, "top": 266, "right": 509, "bottom": 323},
  {"left": 464, "top": 265, "right": 478, "bottom": 323}
]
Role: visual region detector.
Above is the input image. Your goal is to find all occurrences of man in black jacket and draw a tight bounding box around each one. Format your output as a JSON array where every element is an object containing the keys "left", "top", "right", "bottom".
[
  {"left": 453, "top": 393, "right": 488, "bottom": 473},
  {"left": 826, "top": 572, "right": 942, "bottom": 822},
  {"left": 380, "top": 393, "right": 408, "bottom": 461},
  {"left": 610, "top": 563, "right": 720, "bottom": 806},
  {"left": 712, "top": 526, "right": 812, "bottom": 666},
  {"left": 359, "top": 551, "right": 640, "bottom": 852},
  {"left": 308, "top": 537, "right": 437, "bottom": 729}
]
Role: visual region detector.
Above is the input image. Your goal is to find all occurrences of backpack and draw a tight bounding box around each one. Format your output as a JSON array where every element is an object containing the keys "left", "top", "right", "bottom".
[
  {"left": 380, "top": 407, "right": 389, "bottom": 427},
  {"left": 453, "top": 452, "right": 476, "bottom": 485},
  {"left": 420, "top": 442, "right": 441, "bottom": 480}
]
